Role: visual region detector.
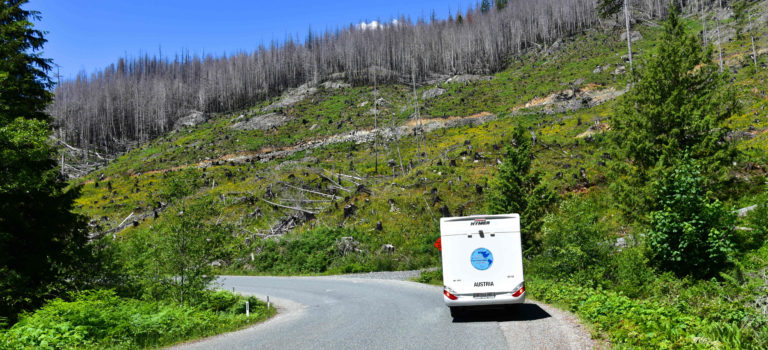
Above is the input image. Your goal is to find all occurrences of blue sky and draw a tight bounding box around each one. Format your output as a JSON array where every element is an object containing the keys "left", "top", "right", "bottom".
[{"left": 28, "top": 0, "right": 465, "bottom": 80}]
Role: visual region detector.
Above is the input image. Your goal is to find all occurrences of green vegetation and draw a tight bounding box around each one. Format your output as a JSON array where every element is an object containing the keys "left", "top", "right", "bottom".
[
  {"left": 487, "top": 125, "right": 557, "bottom": 250},
  {"left": 119, "top": 201, "right": 235, "bottom": 303},
  {"left": 646, "top": 158, "right": 735, "bottom": 277},
  {"left": 529, "top": 275, "right": 768, "bottom": 349},
  {"left": 0, "top": 289, "right": 274, "bottom": 349},
  {"left": 0, "top": 0, "right": 94, "bottom": 324},
  {"left": 535, "top": 198, "right": 613, "bottom": 284},
  {"left": 609, "top": 8, "right": 737, "bottom": 221}
]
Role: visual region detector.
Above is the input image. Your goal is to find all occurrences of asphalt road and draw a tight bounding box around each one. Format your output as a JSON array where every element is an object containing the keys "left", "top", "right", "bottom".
[{"left": 173, "top": 276, "right": 595, "bottom": 350}]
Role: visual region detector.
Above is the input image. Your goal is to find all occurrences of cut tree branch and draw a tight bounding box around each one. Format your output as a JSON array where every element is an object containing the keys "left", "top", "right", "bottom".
[{"left": 260, "top": 197, "right": 318, "bottom": 215}]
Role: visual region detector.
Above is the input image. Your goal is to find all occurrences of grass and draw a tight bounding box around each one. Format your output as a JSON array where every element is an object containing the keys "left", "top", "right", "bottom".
[{"left": 0, "top": 290, "right": 275, "bottom": 350}]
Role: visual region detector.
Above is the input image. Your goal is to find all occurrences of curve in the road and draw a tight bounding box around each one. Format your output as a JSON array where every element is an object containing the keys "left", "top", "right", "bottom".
[{"left": 171, "top": 276, "right": 595, "bottom": 350}]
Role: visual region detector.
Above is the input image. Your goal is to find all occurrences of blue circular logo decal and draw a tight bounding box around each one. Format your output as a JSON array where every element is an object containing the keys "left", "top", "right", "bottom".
[{"left": 470, "top": 248, "right": 493, "bottom": 270}]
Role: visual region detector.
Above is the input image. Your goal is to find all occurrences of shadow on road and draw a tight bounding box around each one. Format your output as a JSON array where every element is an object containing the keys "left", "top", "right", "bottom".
[{"left": 451, "top": 303, "right": 551, "bottom": 323}]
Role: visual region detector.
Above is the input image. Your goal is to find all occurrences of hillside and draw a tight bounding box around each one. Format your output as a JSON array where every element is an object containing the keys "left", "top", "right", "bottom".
[
  {"left": 71, "top": 2, "right": 767, "bottom": 263},
  {"left": 59, "top": 2, "right": 768, "bottom": 347}
]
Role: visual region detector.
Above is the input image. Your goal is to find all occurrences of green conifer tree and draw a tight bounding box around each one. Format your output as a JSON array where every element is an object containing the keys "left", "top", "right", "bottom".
[
  {"left": 0, "top": 0, "right": 91, "bottom": 323},
  {"left": 610, "top": 7, "right": 737, "bottom": 220},
  {"left": 487, "top": 125, "right": 557, "bottom": 251},
  {"left": 480, "top": 0, "right": 492, "bottom": 13}
]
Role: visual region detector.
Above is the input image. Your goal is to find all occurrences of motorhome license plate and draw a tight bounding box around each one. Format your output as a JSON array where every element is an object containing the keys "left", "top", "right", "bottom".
[{"left": 473, "top": 293, "right": 495, "bottom": 299}]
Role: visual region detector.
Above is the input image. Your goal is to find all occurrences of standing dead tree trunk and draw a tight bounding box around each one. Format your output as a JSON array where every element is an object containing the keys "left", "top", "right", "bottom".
[
  {"left": 717, "top": 0, "right": 724, "bottom": 72},
  {"left": 411, "top": 69, "right": 421, "bottom": 166},
  {"left": 410, "top": 69, "right": 426, "bottom": 165},
  {"left": 624, "top": 0, "right": 634, "bottom": 75},
  {"left": 749, "top": 13, "right": 758, "bottom": 67},
  {"left": 373, "top": 70, "right": 380, "bottom": 175},
  {"left": 701, "top": 0, "right": 708, "bottom": 45}
]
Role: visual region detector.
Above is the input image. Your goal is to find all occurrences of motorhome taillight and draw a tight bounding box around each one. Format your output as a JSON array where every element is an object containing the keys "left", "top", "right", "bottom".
[
  {"left": 511, "top": 284, "right": 525, "bottom": 297},
  {"left": 444, "top": 288, "right": 458, "bottom": 300}
]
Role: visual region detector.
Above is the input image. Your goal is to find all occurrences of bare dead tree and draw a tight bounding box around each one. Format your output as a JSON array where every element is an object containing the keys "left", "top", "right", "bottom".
[
  {"left": 411, "top": 68, "right": 424, "bottom": 164},
  {"left": 701, "top": 0, "right": 708, "bottom": 45},
  {"left": 391, "top": 112, "right": 406, "bottom": 175},
  {"left": 717, "top": 0, "right": 724, "bottom": 72},
  {"left": 749, "top": 12, "right": 758, "bottom": 67},
  {"left": 50, "top": 0, "right": 704, "bottom": 153},
  {"left": 373, "top": 66, "right": 379, "bottom": 174},
  {"left": 624, "top": 0, "right": 634, "bottom": 76}
]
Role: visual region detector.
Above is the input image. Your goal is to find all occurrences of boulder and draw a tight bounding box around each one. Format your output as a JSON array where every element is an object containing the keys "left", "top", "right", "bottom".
[
  {"left": 173, "top": 111, "right": 207, "bottom": 131},
  {"left": 445, "top": 74, "right": 492, "bottom": 84},
  {"left": 230, "top": 113, "right": 288, "bottom": 131},
  {"left": 263, "top": 82, "right": 317, "bottom": 111},
  {"left": 321, "top": 80, "right": 351, "bottom": 89},
  {"left": 619, "top": 30, "right": 643, "bottom": 43},
  {"left": 422, "top": 87, "right": 446, "bottom": 99}
]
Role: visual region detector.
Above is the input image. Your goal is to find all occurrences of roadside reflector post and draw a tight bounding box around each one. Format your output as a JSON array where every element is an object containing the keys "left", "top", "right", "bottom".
[
  {"left": 267, "top": 296, "right": 270, "bottom": 310},
  {"left": 246, "top": 301, "right": 250, "bottom": 317}
]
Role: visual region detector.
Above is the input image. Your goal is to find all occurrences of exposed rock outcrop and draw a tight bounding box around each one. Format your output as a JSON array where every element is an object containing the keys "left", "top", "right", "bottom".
[
  {"left": 173, "top": 111, "right": 207, "bottom": 131},
  {"left": 422, "top": 88, "right": 446, "bottom": 99},
  {"left": 230, "top": 113, "right": 288, "bottom": 131}
]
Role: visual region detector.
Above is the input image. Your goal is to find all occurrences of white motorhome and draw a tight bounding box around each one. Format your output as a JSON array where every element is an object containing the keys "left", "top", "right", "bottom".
[{"left": 440, "top": 214, "right": 525, "bottom": 317}]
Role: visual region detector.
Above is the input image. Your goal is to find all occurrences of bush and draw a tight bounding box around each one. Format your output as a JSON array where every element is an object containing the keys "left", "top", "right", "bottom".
[
  {"left": 159, "top": 169, "right": 200, "bottom": 202},
  {"left": 534, "top": 198, "right": 613, "bottom": 286},
  {"left": 529, "top": 277, "right": 766, "bottom": 349},
  {"left": 613, "top": 246, "right": 655, "bottom": 298},
  {"left": 742, "top": 186, "right": 768, "bottom": 250},
  {"left": 646, "top": 159, "right": 735, "bottom": 278},
  {"left": 0, "top": 289, "right": 273, "bottom": 349},
  {"left": 414, "top": 268, "right": 443, "bottom": 285},
  {"left": 119, "top": 200, "right": 234, "bottom": 304},
  {"left": 250, "top": 227, "right": 372, "bottom": 274}
]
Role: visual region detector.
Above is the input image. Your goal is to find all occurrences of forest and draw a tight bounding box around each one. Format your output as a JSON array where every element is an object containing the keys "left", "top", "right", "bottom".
[{"left": 51, "top": 0, "right": 719, "bottom": 154}]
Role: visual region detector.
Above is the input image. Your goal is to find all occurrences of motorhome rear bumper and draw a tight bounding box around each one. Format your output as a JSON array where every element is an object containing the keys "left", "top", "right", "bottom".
[{"left": 443, "top": 291, "right": 525, "bottom": 306}]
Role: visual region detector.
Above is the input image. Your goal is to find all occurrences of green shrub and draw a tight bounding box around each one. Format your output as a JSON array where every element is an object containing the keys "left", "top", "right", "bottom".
[
  {"left": 742, "top": 186, "right": 768, "bottom": 250},
  {"left": 534, "top": 198, "right": 613, "bottom": 286},
  {"left": 118, "top": 200, "right": 235, "bottom": 304},
  {"left": 646, "top": 159, "right": 735, "bottom": 278},
  {"left": 414, "top": 268, "right": 443, "bottom": 286},
  {"left": 250, "top": 227, "right": 371, "bottom": 274},
  {"left": 529, "top": 277, "right": 766, "bottom": 349},
  {"left": 159, "top": 169, "right": 200, "bottom": 202},
  {"left": 613, "top": 245, "right": 656, "bottom": 298},
  {"left": 0, "top": 289, "right": 273, "bottom": 350}
]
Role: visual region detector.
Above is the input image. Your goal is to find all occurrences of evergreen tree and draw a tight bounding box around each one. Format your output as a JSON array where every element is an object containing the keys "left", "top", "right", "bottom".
[
  {"left": 0, "top": 0, "right": 52, "bottom": 125},
  {"left": 0, "top": 0, "right": 91, "bottom": 323},
  {"left": 732, "top": 0, "right": 748, "bottom": 40},
  {"left": 597, "top": 0, "right": 623, "bottom": 18},
  {"left": 480, "top": 0, "right": 492, "bottom": 13},
  {"left": 495, "top": 0, "right": 508, "bottom": 11},
  {"left": 610, "top": 7, "right": 737, "bottom": 220},
  {"left": 487, "top": 125, "right": 557, "bottom": 251}
]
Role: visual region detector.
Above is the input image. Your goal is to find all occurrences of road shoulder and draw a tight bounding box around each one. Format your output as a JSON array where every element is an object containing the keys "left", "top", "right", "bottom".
[{"left": 166, "top": 294, "right": 303, "bottom": 349}]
